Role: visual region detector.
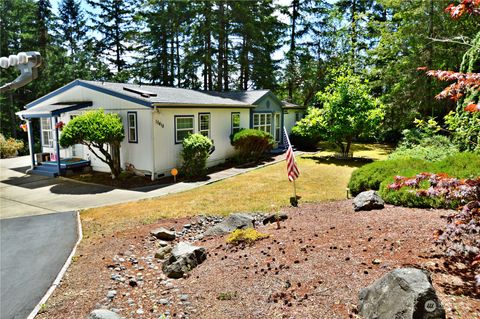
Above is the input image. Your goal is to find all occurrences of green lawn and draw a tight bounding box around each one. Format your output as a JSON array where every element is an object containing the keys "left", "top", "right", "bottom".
[{"left": 81, "top": 143, "right": 392, "bottom": 239}]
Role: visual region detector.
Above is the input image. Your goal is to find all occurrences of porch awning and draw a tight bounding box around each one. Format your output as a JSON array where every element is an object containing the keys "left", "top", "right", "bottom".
[{"left": 16, "top": 101, "right": 93, "bottom": 119}]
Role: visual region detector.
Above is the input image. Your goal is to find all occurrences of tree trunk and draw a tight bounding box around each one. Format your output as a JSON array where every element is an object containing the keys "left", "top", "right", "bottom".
[
  {"left": 170, "top": 33, "right": 175, "bottom": 86},
  {"left": 176, "top": 32, "right": 181, "bottom": 86},
  {"left": 109, "top": 142, "right": 121, "bottom": 179},
  {"left": 161, "top": 29, "right": 168, "bottom": 85},
  {"left": 242, "top": 36, "right": 249, "bottom": 90},
  {"left": 223, "top": 17, "right": 229, "bottom": 91},
  {"left": 351, "top": 0, "right": 357, "bottom": 71},
  {"left": 217, "top": 1, "right": 225, "bottom": 91},
  {"left": 288, "top": 0, "right": 298, "bottom": 100}
]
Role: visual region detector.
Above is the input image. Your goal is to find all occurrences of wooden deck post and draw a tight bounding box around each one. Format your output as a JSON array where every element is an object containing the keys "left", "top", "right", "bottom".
[
  {"left": 54, "top": 116, "right": 61, "bottom": 176},
  {"left": 27, "top": 119, "right": 35, "bottom": 169}
]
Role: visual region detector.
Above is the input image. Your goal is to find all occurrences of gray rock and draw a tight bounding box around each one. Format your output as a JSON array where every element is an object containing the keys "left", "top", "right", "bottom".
[
  {"left": 358, "top": 268, "right": 445, "bottom": 319},
  {"left": 204, "top": 213, "right": 254, "bottom": 236},
  {"left": 151, "top": 227, "right": 176, "bottom": 241},
  {"left": 162, "top": 242, "right": 207, "bottom": 279},
  {"left": 106, "top": 290, "right": 117, "bottom": 299},
  {"left": 158, "top": 240, "right": 169, "bottom": 247},
  {"left": 262, "top": 213, "right": 288, "bottom": 225},
  {"left": 353, "top": 190, "right": 384, "bottom": 211},
  {"left": 87, "top": 309, "right": 122, "bottom": 319},
  {"left": 155, "top": 246, "right": 173, "bottom": 259},
  {"left": 179, "top": 294, "right": 189, "bottom": 301},
  {"left": 158, "top": 298, "right": 169, "bottom": 305}
]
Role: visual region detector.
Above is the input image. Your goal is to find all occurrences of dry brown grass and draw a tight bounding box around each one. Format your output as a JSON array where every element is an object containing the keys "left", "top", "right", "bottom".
[{"left": 81, "top": 143, "right": 392, "bottom": 239}]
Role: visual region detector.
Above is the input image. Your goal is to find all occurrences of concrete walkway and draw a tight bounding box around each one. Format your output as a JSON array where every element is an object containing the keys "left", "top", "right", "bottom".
[
  {"left": 1, "top": 154, "right": 290, "bottom": 219},
  {"left": 0, "top": 212, "right": 78, "bottom": 319}
]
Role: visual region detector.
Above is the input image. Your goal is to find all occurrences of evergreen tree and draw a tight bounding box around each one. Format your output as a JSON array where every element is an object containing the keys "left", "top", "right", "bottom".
[
  {"left": 87, "top": 0, "right": 134, "bottom": 79},
  {"left": 58, "top": 0, "right": 87, "bottom": 57}
]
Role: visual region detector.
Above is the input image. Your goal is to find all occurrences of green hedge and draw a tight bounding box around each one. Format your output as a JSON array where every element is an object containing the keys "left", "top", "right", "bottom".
[
  {"left": 348, "top": 152, "right": 480, "bottom": 196},
  {"left": 232, "top": 129, "right": 274, "bottom": 163},
  {"left": 348, "top": 158, "right": 430, "bottom": 196}
]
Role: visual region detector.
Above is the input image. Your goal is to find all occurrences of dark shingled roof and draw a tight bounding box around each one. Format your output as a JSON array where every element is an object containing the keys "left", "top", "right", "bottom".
[
  {"left": 281, "top": 100, "right": 306, "bottom": 109},
  {"left": 81, "top": 80, "right": 270, "bottom": 106}
]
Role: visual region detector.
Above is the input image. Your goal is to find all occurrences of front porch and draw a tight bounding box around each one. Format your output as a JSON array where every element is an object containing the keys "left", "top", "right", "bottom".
[
  {"left": 32, "top": 157, "right": 91, "bottom": 177},
  {"left": 16, "top": 101, "right": 93, "bottom": 177}
]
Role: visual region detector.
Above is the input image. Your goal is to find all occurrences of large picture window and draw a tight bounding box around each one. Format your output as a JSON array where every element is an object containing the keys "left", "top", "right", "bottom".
[
  {"left": 198, "top": 113, "right": 210, "bottom": 137},
  {"left": 175, "top": 116, "right": 194, "bottom": 143},
  {"left": 231, "top": 112, "right": 240, "bottom": 135},
  {"left": 127, "top": 112, "right": 138, "bottom": 143},
  {"left": 253, "top": 113, "right": 272, "bottom": 134},
  {"left": 41, "top": 118, "right": 53, "bottom": 148}
]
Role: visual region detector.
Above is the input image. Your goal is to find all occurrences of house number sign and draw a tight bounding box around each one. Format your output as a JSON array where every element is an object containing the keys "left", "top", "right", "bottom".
[{"left": 155, "top": 120, "right": 164, "bottom": 128}]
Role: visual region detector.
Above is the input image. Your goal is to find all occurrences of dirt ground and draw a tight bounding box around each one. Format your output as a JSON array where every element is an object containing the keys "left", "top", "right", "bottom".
[{"left": 37, "top": 200, "right": 480, "bottom": 319}]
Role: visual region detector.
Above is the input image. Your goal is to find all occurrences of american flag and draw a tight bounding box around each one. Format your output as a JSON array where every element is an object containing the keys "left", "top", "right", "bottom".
[{"left": 283, "top": 127, "right": 299, "bottom": 182}]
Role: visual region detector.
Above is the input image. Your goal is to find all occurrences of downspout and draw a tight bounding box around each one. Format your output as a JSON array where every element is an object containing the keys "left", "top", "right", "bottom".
[
  {"left": 54, "top": 116, "right": 61, "bottom": 176},
  {"left": 151, "top": 106, "right": 156, "bottom": 181}
]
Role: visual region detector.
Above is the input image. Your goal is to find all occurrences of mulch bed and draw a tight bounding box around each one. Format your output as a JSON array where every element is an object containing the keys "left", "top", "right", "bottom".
[
  {"left": 37, "top": 200, "right": 480, "bottom": 319},
  {"left": 64, "top": 154, "right": 283, "bottom": 189}
]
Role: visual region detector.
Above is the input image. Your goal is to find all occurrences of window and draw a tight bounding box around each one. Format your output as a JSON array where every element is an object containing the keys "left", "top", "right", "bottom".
[
  {"left": 274, "top": 113, "right": 281, "bottom": 142},
  {"left": 41, "top": 118, "right": 53, "bottom": 148},
  {"left": 295, "top": 112, "right": 302, "bottom": 121},
  {"left": 175, "top": 116, "right": 194, "bottom": 143},
  {"left": 127, "top": 112, "right": 138, "bottom": 143},
  {"left": 231, "top": 112, "right": 240, "bottom": 135},
  {"left": 198, "top": 113, "right": 210, "bottom": 137},
  {"left": 253, "top": 113, "right": 272, "bottom": 134}
]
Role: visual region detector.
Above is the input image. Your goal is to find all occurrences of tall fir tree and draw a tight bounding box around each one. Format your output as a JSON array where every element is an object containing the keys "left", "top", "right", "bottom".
[
  {"left": 87, "top": 0, "right": 134, "bottom": 79},
  {"left": 58, "top": 0, "right": 87, "bottom": 57}
]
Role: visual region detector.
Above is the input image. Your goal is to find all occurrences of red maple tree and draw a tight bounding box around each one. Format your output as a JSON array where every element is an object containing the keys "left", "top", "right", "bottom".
[
  {"left": 445, "top": 0, "right": 480, "bottom": 19},
  {"left": 419, "top": 1, "right": 480, "bottom": 113}
]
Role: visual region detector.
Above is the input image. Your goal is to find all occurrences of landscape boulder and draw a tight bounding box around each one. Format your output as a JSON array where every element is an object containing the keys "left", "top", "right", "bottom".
[
  {"left": 150, "top": 227, "right": 176, "bottom": 241},
  {"left": 162, "top": 242, "right": 207, "bottom": 278},
  {"left": 155, "top": 246, "right": 172, "bottom": 259},
  {"left": 358, "top": 268, "right": 445, "bottom": 319},
  {"left": 262, "top": 213, "right": 288, "bottom": 225},
  {"left": 87, "top": 309, "right": 122, "bottom": 319},
  {"left": 353, "top": 190, "right": 384, "bottom": 211},
  {"left": 204, "top": 213, "right": 254, "bottom": 236}
]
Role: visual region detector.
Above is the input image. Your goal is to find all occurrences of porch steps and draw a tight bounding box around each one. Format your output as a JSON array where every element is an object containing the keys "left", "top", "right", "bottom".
[{"left": 30, "top": 165, "right": 59, "bottom": 177}]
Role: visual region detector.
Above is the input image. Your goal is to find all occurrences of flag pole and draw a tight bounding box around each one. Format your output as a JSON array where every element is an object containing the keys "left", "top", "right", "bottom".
[{"left": 293, "top": 179, "right": 296, "bottom": 199}]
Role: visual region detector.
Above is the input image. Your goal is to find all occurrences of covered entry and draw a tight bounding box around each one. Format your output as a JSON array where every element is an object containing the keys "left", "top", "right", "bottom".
[{"left": 16, "top": 102, "right": 92, "bottom": 177}]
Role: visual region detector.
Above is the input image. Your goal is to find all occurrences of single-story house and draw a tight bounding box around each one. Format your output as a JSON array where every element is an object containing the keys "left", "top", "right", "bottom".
[{"left": 16, "top": 79, "right": 306, "bottom": 178}]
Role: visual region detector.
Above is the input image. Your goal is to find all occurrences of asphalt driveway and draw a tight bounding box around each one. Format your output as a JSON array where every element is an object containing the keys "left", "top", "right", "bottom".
[{"left": 0, "top": 212, "right": 78, "bottom": 319}]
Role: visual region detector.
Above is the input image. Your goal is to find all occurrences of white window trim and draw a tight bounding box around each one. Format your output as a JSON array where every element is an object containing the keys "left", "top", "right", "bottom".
[
  {"left": 41, "top": 118, "right": 53, "bottom": 148},
  {"left": 253, "top": 113, "right": 272, "bottom": 134},
  {"left": 127, "top": 112, "right": 138, "bottom": 143},
  {"left": 198, "top": 113, "right": 211, "bottom": 138},
  {"left": 231, "top": 112, "right": 240, "bottom": 135},
  {"left": 274, "top": 113, "right": 281, "bottom": 142},
  {"left": 175, "top": 115, "right": 194, "bottom": 144}
]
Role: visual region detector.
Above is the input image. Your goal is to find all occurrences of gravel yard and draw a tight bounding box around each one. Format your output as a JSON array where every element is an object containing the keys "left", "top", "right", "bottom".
[{"left": 37, "top": 200, "right": 479, "bottom": 319}]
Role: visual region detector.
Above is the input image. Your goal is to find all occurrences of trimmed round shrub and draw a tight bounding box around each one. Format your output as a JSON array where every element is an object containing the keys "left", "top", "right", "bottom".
[
  {"left": 232, "top": 129, "right": 274, "bottom": 163},
  {"left": 180, "top": 133, "right": 213, "bottom": 179},
  {"left": 348, "top": 158, "right": 430, "bottom": 196},
  {"left": 0, "top": 134, "right": 24, "bottom": 158}
]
